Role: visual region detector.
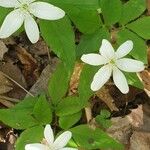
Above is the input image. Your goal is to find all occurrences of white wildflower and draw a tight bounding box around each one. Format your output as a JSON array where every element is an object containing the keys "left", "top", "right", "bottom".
[{"left": 81, "top": 39, "right": 145, "bottom": 94}]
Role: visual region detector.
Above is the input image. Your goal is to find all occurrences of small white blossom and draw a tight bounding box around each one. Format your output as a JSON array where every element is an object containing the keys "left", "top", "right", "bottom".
[
  {"left": 81, "top": 39, "right": 145, "bottom": 94},
  {"left": 25, "top": 124, "right": 78, "bottom": 150},
  {"left": 0, "top": 0, "right": 65, "bottom": 43}
]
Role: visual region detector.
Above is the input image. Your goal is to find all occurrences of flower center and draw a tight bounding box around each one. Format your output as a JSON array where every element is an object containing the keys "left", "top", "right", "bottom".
[{"left": 109, "top": 59, "right": 116, "bottom": 65}]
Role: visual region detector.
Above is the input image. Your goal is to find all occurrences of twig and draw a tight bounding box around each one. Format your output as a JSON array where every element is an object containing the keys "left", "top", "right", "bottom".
[
  {"left": 0, "top": 71, "right": 34, "bottom": 97},
  {"left": 85, "top": 105, "right": 92, "bottom": 123}
]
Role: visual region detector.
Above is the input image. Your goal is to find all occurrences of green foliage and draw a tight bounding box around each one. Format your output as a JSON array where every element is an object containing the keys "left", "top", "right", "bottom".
[
  {"left": 127, "top": 17, "right": 150, "bottom": 39},
  {"left": 100, "top": 0, "right": 122, "bottom": 25},
  {"left": 15, "top": 126, "right": 44, "bottom": 150},
  {"left": 76, "top": 27, "right": 110, "bottom": 58},
  {"left": 120, "top": 0, "right": 146, "bottom": 25},
  {"left": 56, "top": 96, "right": 84, "bottom": 116},
  {"left": 70, "top": 125, "right": 124, "bottom": 150},
  {"left": 33, "top": 94, "right": 52, "bottom": 125},
  {"left": 48, "top": 63, "right": 70, "bottom": 105},
  {"left": 40, "top": 16, "right": 76, "bottom": 70},
  {"left": 95, "top": 109, "right": 112, "bottom": 129},
  {"left": 59, "top": 111, "right": 82, "bottom": 129},
  {"left": 0, "top": 7, "right": 10, "bottom": 25}
]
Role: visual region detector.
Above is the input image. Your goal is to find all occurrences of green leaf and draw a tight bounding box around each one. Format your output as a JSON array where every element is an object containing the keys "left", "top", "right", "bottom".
[
  {"left": 40, "top": 16, "right": 75, "bottom": 70},
  {"left": 117, "top": 29, "right": 147, "bottom": 63},
  {"left": 48, "top": 63, "right": 70, "bottom": 105},
  {"left": 56, "top": 96, "right": 84, "bottom": 116},
  {"left": 127, "top": 17, "right": 150, "bottom": 39},
  {"left": 48, "top": 0, "right": 101, "bottom": 34},
  {"left": 0, "top": 97, "right": 38, "bottom": 129},
  {"left": 59, "top": 111, "right": 82, "bottom": 129},
  {"left": 70, "top": 125, "right": 124, "bottom": 150},
  {"left": 120, "top": 0, "right": 146, "bottom": 25},
  {"left": 33, "top": 94, "right": 52, "bottom": 125},
  {"left": 100, "top": 0, "right": 122, "bottom": 25},
  {"left": 0, "top": 7, "right": 10, "bottom": 25},
  {"left": 124, "top": 73, "right": 144, "bottom": 89},
  {"left": 78, "top": 65, "right": 99, "bottom": 104},
  {"left": 95, "top": 109, "right": 111, "bottom": 129},
  {"left": 76, "top": 27, "right": 109, "bottom": 58},
  {"left": 15, "top": 126, "right": 44, "bottom": 150}
]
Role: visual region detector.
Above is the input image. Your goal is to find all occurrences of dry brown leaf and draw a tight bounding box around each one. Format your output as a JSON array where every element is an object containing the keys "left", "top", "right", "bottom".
[
  {"left": 0, "top": 40, "right": 8, "bottom": 60},
  {"left": 96, "top": 86, "right": 118, "bottom": 111}
]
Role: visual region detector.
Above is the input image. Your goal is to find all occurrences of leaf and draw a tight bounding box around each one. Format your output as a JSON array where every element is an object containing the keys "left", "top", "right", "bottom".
[
  {"left": 76, "top": 27, "right": 109, "bottom": 58},
  {"left": 124, "top": 73, "right": 144, "bottom": 89},
  {"left": 120, "top": 0, "right": 146, "bottom": 25},
  {"left": 0, "top": 97, "right": 38, "bottom": 129},
  {"left": 48, "top": 63, "right": 70, "bottom": 105},
  {"left": 0, "top": 7, "right": 10, "bottom": 25},
  {"left": 33, "top": 94, "right": 52, "bottom": 125},
  {"left": 48, "top": 0, "right": 101, "bottom": 34},
  {"left": 15, "top": 126, "right": 44, "bottom": 150},
  {"left": 78, "top": 65, "right": 99, "bottom": 104},
  {"left": 59, "top": 111, "right": 82, "bottom": 129},
  {"left": 70, "top": 125, "right": 124, "bottom": 150},
  {"left": 127, "top": 17, "right": 150, "bottom": 39},
  {"left": 117, "top": 29, "right": 147, "bottom": 63},
  {"left": 56, "top": 96, "right": 84, "bottom": 116},
  {"left": 100, "top": 0, "right": 122, "bottom": 25},
  {"left": 40, "top": 16, "right": 75, "bottom": 70},
  {"left": 95, "top": 109, "right": 111, "bottom": 129}
]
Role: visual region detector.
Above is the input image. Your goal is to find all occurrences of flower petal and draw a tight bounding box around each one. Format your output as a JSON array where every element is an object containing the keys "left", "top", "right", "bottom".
[
  {"left": 115, "top": 40, "right": 133, "bottom": 59},
  {"left": 24, "top": 14, "right": 39, "bottom": 43},
  {"left": 0, "top": 0, "right": 19, "bottom": 8},
  {"left": 25, "top": 144, "right": 47, "bottom": 150},
  {"left": 81, "top": 53, "right": 109, "bottom": 66},
  {"left": 29, "top": 2, "right": 65, "bottom": 20},
  {"left": 99, "top": 39, "right": 115, "bottom": 60},
  {"left": 116, "top": 58, "right": 145, "bottom": 72},
  {"left": 53, "top": 131, "right": 72, "bottom": 149},
  {"left": 44, "top": 124, "right": 54, "bottom": 145},
  {"left": 60, "top": 148, "right": 78, "bottom": 150},
  {"left": 91, "top": 64, "right": 112, "bottom": 91},
  {"left": 113, "top": 66, "right": 129, "bottom": 94},
  {"left": 0, "top": 9, "right": 24, "bottom": 38}
]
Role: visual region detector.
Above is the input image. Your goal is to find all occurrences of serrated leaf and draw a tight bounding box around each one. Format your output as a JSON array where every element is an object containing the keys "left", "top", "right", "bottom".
[
  {"left": 33, "top": 94, "right": 52, "bottom": 125},
  {"left": 70, "top": 125, "right": 124, "bottom": 150},
  {"left": 56, "top": 96, "right": 84, "bottom": 116},
  {"left": 127, "top": 17, "right": 150, "bottom": 39},
  {"left": 15, "top": 126, "right": 44, "bottom": 150},
  {"left": 59, "top": 111, "right": 82, "bottom": 129},
  {"left": 100, "top": 0, "right": 122, "bottom": 25},
  {"left": 120, "top": 0, "right": 146, "bottom": 25},
  {"left": 48, "top": 0, "right": 101, "bottom": 34},
  {"left": 76, "top": 27, "right": 109, "bottom": 58},
  {"left": 117, "top": 29, "right": 147, "bottom": 63},
  {"left": 40, "top": 16, "right": 75, "bottom": 70},
  {"left": 48, "top": 63, "right": 70, "bottom": 105}
]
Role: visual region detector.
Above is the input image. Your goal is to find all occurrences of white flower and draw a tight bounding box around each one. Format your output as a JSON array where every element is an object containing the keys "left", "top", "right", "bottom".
[
  {"left": 81, "top": 39, "right": 145, "bottom": 94},
  {"left": 0, "top": 0, "right": 65, "bottom": 43},
  {"left": 25, "top": 124, "right": 78, "bottom": 150}
]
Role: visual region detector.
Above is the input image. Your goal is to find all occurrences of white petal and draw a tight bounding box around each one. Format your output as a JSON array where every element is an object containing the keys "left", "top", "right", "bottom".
[
  {"left": 116, "top": 58, "right": 145, "bottom": 72},
  {"left": 25, "top": 144, "right": 48, "bottom": 150},
  {"left": 99, "top": 39, "right": 115, "bottom": 60},
  {"left": 113, "top": 66, "right": 129, "bottom": 94},
  {"left": 44, "top": 124, "right": 54, "bottom": 145},
  {"left": 60, "top": 148, "right": 78, "bottom": 150},
  {"left": 24, "top": 15, "right": 39, "bottom": 43},
  {"left": 115, "top": 40, "right": 133, "bottom": 59},
  {"left": 0, "top": 0, "right": 19, "bottom": 8},
  {"left": 53, "top": 131, "right": 72, "bottom": 149},
  {"left": 0, "top": 9, "right": 24, "bottom": 38},
  {"left": 81, "top": 53, "right": 109, "bottom": 66},
  {"left": 91, "top": 64, "right": 112, "bottom": 91},
  {"left": 29, "top": 2, "right": 65, "bottom": 20}
]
